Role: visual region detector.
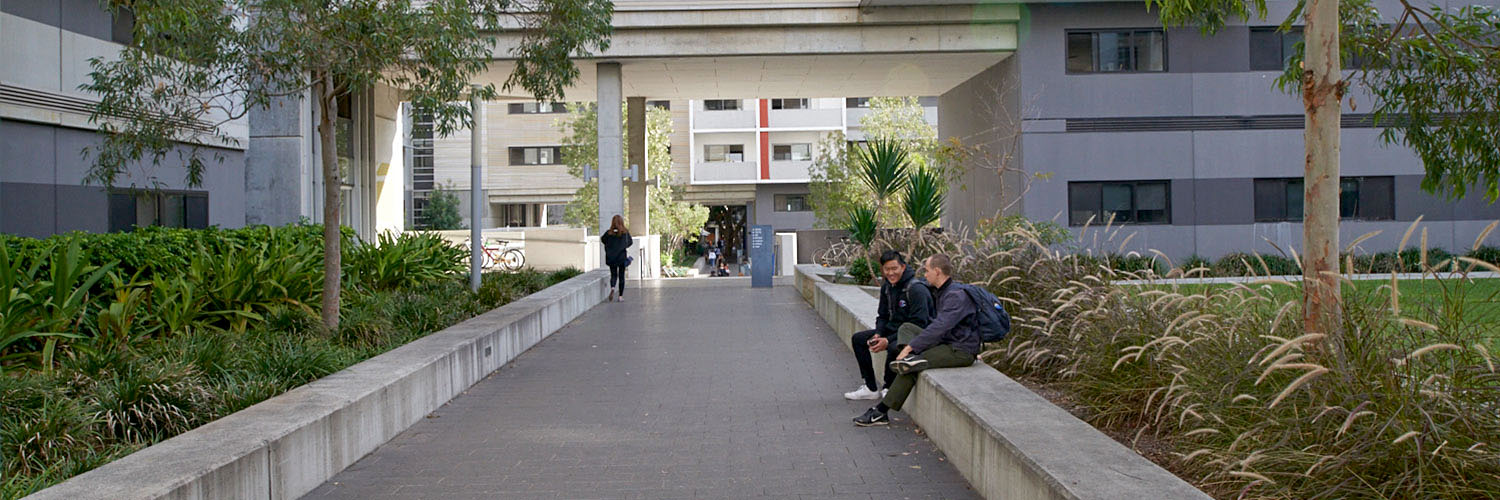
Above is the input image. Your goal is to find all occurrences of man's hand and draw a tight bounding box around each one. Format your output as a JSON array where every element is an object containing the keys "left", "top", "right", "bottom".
[
  {"left": 896, "top": 345, "right": 914, "bottom": 360},
  {"left": 868, "top": 336, "right": 889, "bottom": 353}
]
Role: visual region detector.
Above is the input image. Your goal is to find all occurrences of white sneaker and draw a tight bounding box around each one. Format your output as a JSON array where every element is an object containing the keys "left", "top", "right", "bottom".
[
  {"left": 844, "top": 386, "right": 881, "bottom": 400},
  {"left": 881, "top": 388, "right": 888, "bottom": 399}
]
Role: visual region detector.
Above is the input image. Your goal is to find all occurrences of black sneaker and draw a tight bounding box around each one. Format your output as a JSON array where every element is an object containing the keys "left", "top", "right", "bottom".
[
  {"left": 853, "top": 407, "right": 889, "bottom": 427},
  {"left": 889, "top": 355, "right": 930, "bottom": 374}
]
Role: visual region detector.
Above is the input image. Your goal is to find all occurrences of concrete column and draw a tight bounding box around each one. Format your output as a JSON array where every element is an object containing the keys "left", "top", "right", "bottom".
[
  {"left": 626, "top": 96, "right": 649, "bottom": 235},
  {"left": 470, "top": 85, "right": 484, "bottom": 292},
  {"left": 246, "top": 92, "right": 315, "bottom": 226},
  {"left": 597, "top": 63, "right": 624, "bottom": 235}
]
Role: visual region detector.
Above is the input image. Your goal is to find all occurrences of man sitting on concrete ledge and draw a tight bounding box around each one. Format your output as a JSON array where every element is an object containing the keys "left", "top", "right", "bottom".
[
  {"left": 845, "top": 250, "right": 933, "bottom": 401},
  {"left": 854, "top": 253, "right": 980, "bottom": 427}
]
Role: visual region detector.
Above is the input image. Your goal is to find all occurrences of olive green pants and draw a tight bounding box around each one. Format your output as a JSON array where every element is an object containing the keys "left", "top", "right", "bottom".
[{"left": 880, "top": 323, "right": 976, "bottom": 411}]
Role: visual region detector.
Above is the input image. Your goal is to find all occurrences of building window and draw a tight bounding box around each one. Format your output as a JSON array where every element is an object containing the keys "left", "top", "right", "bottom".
[
  {"left": 1068, "top": 181, "right": 1170, "bottom": 225},
  {"left": 111, "top": 7, "right": 135, "bottom": 45},
  {"left": 507, "top": 102, "right": 568, "bottom": 114},
  {"left": 1254, "top": 176, "right": 1394, "bottom": 221},
  {"left": 545, "top": 204, "right": 567, "bottom": 226},
  {"left": 109, "top": 191, "right": 209, "bottom": 232},
  {"left": 774, "top": 194, "right": 812, "bottom": 212},
  {"left": 509, "top": 146, "right": 563, "bottom": 165},
  {"left": 1066, "top": 29, "right": 1167, "bottom": 73},
  {"left": 770, "top": 98, "right": 810, "bottom": 110},
  {"left": 846, "top": 97, "right": 871, "bottom": 108},
  {"left": 703, "top": 144, "right": 745, "bottom": 162},
  {"left": 647, "top": 100, "right": 671, "bottom": 110},
  {"left": 1249, "top": 27, "right": 1363, "bottom": 71},
  {"left": 704, "top": 99, "right": 740, "bottom": 111},
  {"left": 772, "top": 144, "right": 811, "bottom": 161}
]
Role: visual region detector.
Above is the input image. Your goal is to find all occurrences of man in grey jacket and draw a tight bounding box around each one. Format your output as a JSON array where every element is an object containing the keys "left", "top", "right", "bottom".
[{"left": 854, "top": 253, "right": 980, "bottom": 426}]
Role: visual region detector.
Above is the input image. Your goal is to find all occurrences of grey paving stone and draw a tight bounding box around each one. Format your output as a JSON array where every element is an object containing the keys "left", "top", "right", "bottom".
[{"left": 300, "top": 278, "right": 978, "bottom": 499}]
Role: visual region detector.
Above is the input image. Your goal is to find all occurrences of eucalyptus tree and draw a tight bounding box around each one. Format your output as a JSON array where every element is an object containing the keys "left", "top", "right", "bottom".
[
  {"left": 82, "top": 0, "right": 613, "bottom": 330},
  {"left": 1147, "top": 0, "right": 1499, "bottom": 352}
]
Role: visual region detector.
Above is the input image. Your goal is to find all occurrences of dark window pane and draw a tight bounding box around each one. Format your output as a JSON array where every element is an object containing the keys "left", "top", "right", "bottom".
[
  {"left": 1097, "top": 32, "right": 1130, "bottom": 72},
  {"left": 1287, "top": 179, "right": 1305, "bottom": 220},
  {"left": 1101, "top": 183, "right": 1133, "bottom": 223},
  {"left": 1068, "top": 182, "right": 1101, "bottom": 225},
  {"left": 1282, "top": 30, "right": 1304, "bottom": 69},
  {"left": 1249, "top": 29, "right": 1284, "bottom": 70},
  {"left": 509, "top": 148, "right": 525, "bottom": 165},
  {"left": 773, "top": 145, "right": 791, "bottom": 161},
  {"left": 1135, "top": 182, "right": 1169, "bottom": 223},
  {"left": 846, "top": 97, "right": 870, "bottom": 108},
  {"left": 1135, "top": 30, "right": 1165, "bottom": 71},
  {"left": 185, "top": 195, "right": 209, "bottom": 229},
  {"left": 647, "top": 100, "right": 670, "bottom": 110},
  {"left": 109, "top": 193, "right": 135, "bottom": 232},
  {"left": 1254, "top": 179, "right": 1285, "bottom": 221},
  {"left": 1067, "top": 33, "right": 1094, "bottom": 73},
  {"left": 1340, "top": 178, "right": 1360, "bottom": 218},
  {"left": 1359, "top": 176, "right": 1394, "bottom": 220},
  {"left": 508, "top": 103, "right": 525, "bottom": 114},
  {"left": 111, "top": 7, "right": 134, "bottom": 45}
]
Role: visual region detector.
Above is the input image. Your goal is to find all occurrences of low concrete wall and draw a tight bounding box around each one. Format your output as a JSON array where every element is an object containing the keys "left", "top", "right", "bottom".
[
  {"left": 795, "top": 265, "right": 1211, "bottom": 500},
  {"left": 27, "top": 269, "right": 610, "bottom": 500}
]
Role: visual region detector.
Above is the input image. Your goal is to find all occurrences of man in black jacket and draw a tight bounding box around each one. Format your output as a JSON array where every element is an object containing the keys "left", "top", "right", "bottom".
[
  {"left": 843, "top": 251, "right": 933, "bottom": 401},
  {"left": 854, "top": 253, "right": 980, "bottom": 426}
]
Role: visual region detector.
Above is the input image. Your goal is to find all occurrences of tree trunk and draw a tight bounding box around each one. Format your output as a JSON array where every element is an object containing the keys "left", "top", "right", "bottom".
[
  {"left": 316, "top": 73, "right": 342, "bottom": 332},
  {"left": 1302, "top": 0, "right": 1344, "bottom": 354}
]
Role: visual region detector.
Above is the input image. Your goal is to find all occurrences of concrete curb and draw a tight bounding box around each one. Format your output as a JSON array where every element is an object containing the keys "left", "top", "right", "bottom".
[
  {"left": 795, "top": 264, "right": 1210, "bottom": 500},
  {"left": 26, "top": 269, "right": 610, "bottom": 500}
]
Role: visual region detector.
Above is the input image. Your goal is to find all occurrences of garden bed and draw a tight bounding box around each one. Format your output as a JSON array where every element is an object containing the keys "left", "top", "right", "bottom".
[{"left": 0, "top": 226, "right": 580, "bottom": 499}]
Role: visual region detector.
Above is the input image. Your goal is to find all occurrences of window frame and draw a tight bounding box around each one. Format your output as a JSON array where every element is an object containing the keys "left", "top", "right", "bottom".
[
  {"left": 109, "top": 189, "right": 210, "bottom": 232},
  {"left": 774, "top": 194, "right": 812, "bottom": 212},
  {"left": 703, "top": 144, "right": 746, "bottom": 162},
  {"left": 507, "top": 102, "right": 568, "bottom": 114},
  {"left": 1253, "top": 176, "right": 1395, "bottom": 222},
  {"left": 1067, "top": 180, "right": 1172, "bottom": 226},
  {"left": 703, "top": 99, "right": 740, "bottom": 111},
  {"left": 771, "top": 143, "right": 812, "bottom": 161},
  {"left": 508, "top": 146, "right": 564, "bottom": 166},
  {"left": 1064, "top": 28, "right": 1169, "bottom": 74},
  {"left": 770, "top": 98, "right": 810, "bottom": 110}
]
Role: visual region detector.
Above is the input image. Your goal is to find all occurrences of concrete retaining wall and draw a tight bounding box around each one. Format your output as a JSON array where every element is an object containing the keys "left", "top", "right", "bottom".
[
  {"left": 795, "top": 265, "right": 1211, "bottom": 500},
  {"left": 26, "top": 269, "right": 610, "bottom": 500}
]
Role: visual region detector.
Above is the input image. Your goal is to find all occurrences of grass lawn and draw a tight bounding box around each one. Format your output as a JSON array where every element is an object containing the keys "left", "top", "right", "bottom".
[{"left": 1138, "top": 277, "right": 1500, "bottom": 347}]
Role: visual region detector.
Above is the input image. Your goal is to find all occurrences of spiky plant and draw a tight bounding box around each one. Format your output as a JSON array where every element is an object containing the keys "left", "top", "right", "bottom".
[
  {"left": 854, "top": 138, "right": 911, "bottom": 276},
  {"left": 845, "top": 206, "right": 879, "bottom": 283},
  {"left": 902, "top": 168, "right": 946, "bottom": 259}
]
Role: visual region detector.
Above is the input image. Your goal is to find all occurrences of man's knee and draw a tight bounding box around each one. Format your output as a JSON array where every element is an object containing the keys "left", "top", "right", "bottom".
[{"left": 851, "top": 329, "right": 876, "bottom": 347}]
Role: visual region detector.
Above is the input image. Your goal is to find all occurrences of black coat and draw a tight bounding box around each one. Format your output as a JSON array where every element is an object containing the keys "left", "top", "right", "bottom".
[
  {"left": 601, "top": 231, "right": 632, "bottom": 267},
  {"left": 875, "top": 266, "right": 934, "bottom": 338}
]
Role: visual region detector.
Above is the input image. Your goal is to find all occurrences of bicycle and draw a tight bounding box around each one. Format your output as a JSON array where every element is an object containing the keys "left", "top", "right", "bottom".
[{"left": 462, "top": 238, "right": 526, "bottom": 271}]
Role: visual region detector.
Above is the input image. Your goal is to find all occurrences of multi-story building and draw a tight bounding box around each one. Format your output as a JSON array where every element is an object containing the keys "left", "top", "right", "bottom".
[
  {"left": 942, "top": 0, "right": 1500, "bottom": 259},
  {"left": 420, "top": 97, "right": 938, "bottom": 238}
]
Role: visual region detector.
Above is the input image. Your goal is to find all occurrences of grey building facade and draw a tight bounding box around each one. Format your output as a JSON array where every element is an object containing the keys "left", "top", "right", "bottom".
[
  {"left": 942, "top": 0, "right": 1500, "bottom": 260},
  {"left": 1, "top": 0, "right": 248, "bottom": 238}
]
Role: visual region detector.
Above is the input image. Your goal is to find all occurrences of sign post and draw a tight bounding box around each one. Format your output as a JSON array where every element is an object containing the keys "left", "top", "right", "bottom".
[{"left": 749, "top": 224, "right": 773, "bottom": 288}]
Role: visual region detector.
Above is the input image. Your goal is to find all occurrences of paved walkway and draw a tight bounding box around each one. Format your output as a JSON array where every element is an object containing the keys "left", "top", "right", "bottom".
[{"left": 303, "top": 277, "right": 978, "bottom": 500}]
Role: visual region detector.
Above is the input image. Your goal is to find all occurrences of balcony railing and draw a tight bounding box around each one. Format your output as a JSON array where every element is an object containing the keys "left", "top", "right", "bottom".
[{"left": 693, "top": 161, "right": 758, "bottom": 183}]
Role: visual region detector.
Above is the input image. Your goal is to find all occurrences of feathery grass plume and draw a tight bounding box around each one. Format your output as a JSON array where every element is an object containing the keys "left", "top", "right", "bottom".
[
  {"left": 1398, "top": 318, "right": 1441, "bottom": 331},
  {"left": 1472, "top": 221, "right": 1498, "bottom": 251},
  {"left": 1406, "top": 343, "right": 1461, "bottom": 359}
]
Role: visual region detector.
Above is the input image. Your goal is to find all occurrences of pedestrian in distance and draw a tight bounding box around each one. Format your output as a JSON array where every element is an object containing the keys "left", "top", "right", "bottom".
[
  {"left": 601, "top": 214, "right": 632, "bottom": 302},
  {"left": 854, "top": 253, "right": 981, "bottom": 427},
  {"left": 844, "top": 250, "right": 933, "bottom": 401}
]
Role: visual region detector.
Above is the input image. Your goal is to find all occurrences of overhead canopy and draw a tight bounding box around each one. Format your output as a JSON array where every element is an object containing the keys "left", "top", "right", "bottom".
[{"left": 474, "top": 2, "right": 1018, "bottom": 100}]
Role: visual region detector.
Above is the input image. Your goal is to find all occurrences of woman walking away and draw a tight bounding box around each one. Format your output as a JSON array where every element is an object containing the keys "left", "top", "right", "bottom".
[{"left": 601, "top": 214, "right": 632, "bottom": 301}]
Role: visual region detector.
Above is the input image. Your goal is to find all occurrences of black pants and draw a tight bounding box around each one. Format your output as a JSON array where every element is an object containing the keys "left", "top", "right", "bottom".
[
  {"left": 851, "top": 329, "right": 899, "bottom": 391},
  {"left": 609, "top": 264, "right": 626, "bottom": 295}
]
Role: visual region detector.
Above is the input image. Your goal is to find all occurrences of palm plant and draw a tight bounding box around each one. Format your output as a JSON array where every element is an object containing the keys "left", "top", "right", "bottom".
[
  {"left": 845, "top": 206, "right": 879, "bottom": 283},
  {"left": 902, "top": 168, "right": 946, "bottom": 259},
  {"left": 854, "top": 138, "right": 911, "bottom": 276}
]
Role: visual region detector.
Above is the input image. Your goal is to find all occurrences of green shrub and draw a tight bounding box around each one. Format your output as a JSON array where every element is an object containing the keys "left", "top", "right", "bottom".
[
  {"left": 847, "top": 256, "right": 874, "bottom": 285},
  {"left": 1465, "top": 245, "right": 1500, "bottom": 266},
  {"left": 1104, "top": 253, "right": 1163, "bottom": 276},
  {"left": 87, "top": 358, "right": 213, "bottom": 443},
  {"left": 344, "top": 232, "right": 465, "bottom": 291}
]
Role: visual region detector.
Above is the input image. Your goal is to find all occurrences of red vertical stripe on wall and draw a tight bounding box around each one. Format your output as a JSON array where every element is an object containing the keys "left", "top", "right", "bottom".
[
  {"left": 758, "top": 99, "right": 770, "bottom": 180},
  {"left": 760, "top": 132, "right": 770, "bottom": 180}
]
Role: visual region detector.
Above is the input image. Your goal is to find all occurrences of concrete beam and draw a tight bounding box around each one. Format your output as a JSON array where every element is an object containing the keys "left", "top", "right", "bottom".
[
  {"left": 487, "top": 23, "right": 1016, "bottom": 60},
  {"left": 596, "top": 63, "right": 624, "bottom": 238}
]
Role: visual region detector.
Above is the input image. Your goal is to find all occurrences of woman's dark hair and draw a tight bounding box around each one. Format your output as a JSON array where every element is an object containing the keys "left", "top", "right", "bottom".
[{"left": 879, "top": 250, "right": 905, "bottom": 266}]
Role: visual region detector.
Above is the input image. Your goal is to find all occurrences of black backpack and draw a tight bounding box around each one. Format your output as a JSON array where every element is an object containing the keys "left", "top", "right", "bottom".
[{"left": 958, "top": 283, "right": 1011, "bottom": 343}]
